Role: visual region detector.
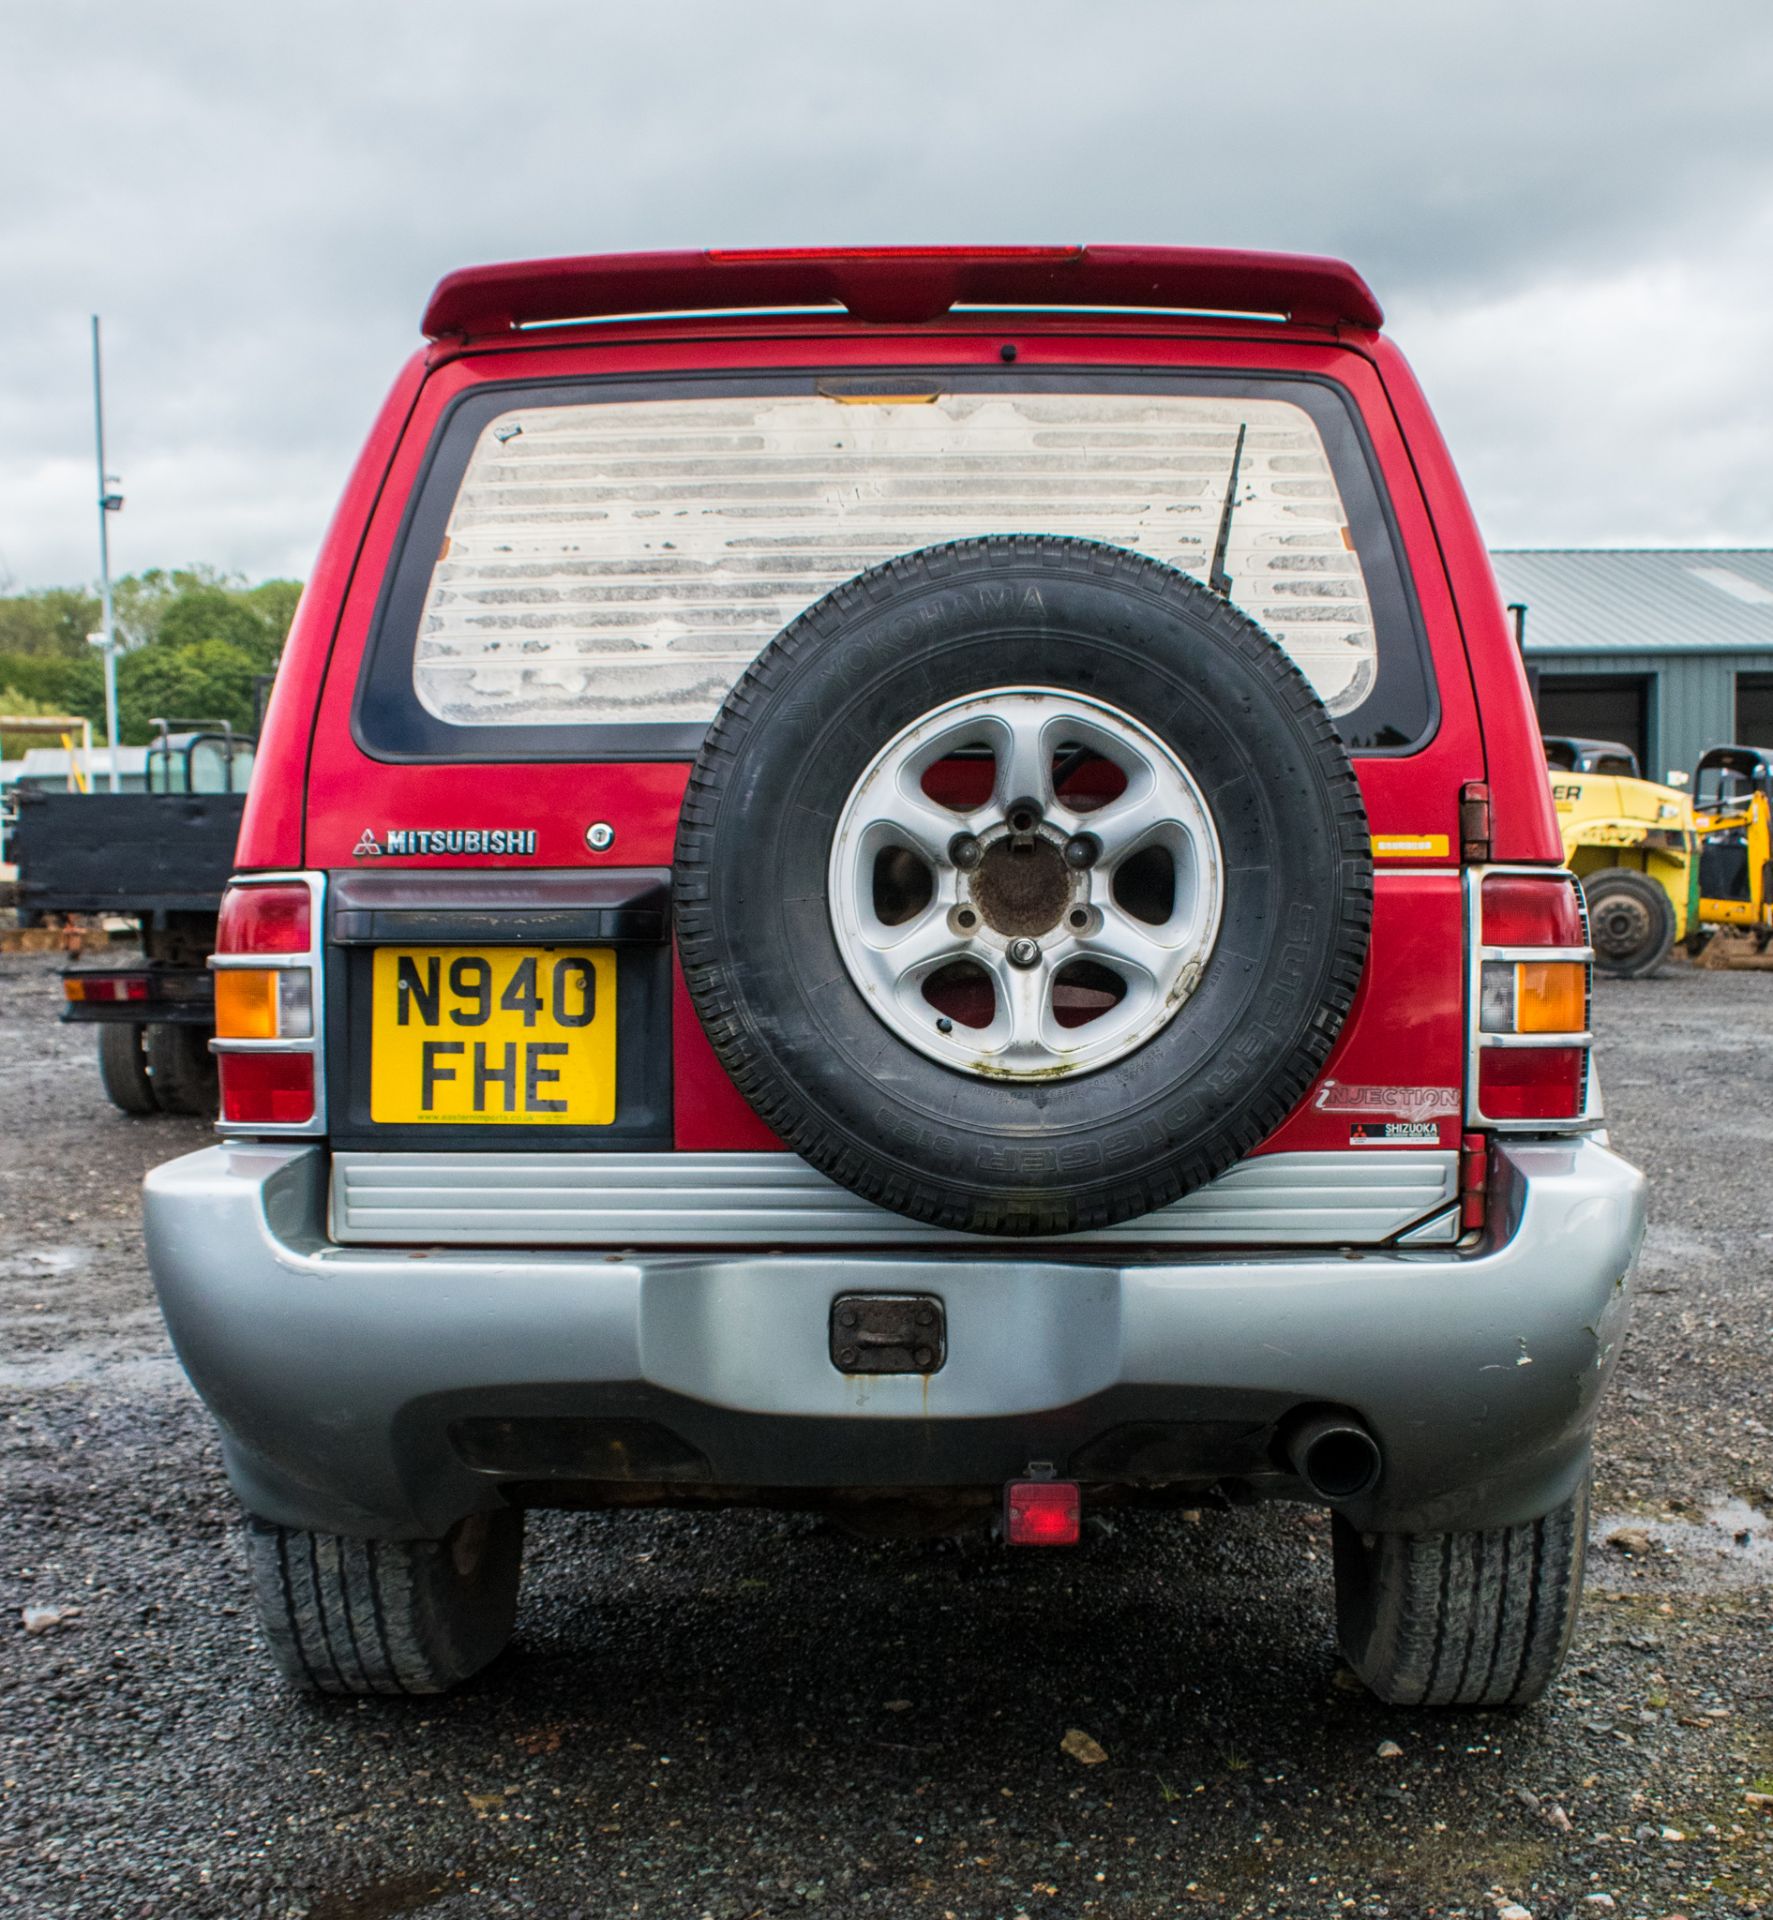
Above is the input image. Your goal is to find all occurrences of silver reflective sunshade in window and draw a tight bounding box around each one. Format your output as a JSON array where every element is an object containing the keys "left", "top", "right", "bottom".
[{"left": 412, "top": 391, "right": 1380, "bottom": 727}]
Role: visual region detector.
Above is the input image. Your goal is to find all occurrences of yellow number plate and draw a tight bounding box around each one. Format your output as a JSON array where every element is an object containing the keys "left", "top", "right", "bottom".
[{"left": 370, "top": 946, "right": 616, "bottom": 1126}]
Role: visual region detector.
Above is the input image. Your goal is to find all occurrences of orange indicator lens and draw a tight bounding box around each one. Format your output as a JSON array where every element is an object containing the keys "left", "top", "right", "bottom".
[
  {"left": 1515, "top": 961, "right": 1586, "bottom": 1033},
  {"left": 215, "top": 968, "right": 279, "bottom": 1040}
]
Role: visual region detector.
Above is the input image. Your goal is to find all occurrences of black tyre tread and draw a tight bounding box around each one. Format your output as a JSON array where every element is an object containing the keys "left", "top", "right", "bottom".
[
  {"left": 1333, "top": 1473, "right": 1589, "bottom": 1708},
  {"left": 244, "top": 1512, "right": 524, "bottom": 1696},
  {"left": 145, "top": 1022, "right": 218, "bottom": 1116},
  {"left": 97, "top": 1022, "right": 158, "bottom": 1115},
  {"left": 675, "top": 536, "right": 1372, "bottom": 1236},
  {"left": 1582, "top": 867, "right": 1676, "bottom": 978}
]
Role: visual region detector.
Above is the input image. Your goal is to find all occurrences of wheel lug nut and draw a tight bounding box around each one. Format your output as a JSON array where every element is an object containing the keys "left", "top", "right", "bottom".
[
  {"left": 1006, "top": 937, "right": 1041, "bottom": 968},
  {"left": 949, "top": 833, "right": 983, "bottom": 871},
  {"left": 1062, "top": 833, "right": 1100, "bottom": 870}
]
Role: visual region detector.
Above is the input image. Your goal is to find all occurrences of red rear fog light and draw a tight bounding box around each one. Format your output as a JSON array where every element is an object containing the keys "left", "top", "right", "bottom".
[
  {"left": 1005, "top": 1480, "right": 1081, "bottom": 1546},
  {"left": 219, "top": 1051, "right": 315, "bottom": 1125}
]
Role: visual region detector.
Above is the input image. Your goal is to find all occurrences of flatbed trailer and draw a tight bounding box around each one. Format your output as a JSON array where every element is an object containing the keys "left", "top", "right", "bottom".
[{"left": 11, "top": 735, "right": 251, "bottom": 1114}]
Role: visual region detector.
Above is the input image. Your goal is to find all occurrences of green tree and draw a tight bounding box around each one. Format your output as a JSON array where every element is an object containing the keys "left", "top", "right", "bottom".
[
  {"left": 0, "top": 652, "right": 105, "bottom": 728},
  {"left": 0, "top": 586, "right": 102, "bottom": 658},
  {"left": 117, "top": 636, "right": 267, "bottom": 738},
  {"left": 153, "top": 584, "right": 283, "bottom": 668},
  {"left": 0, "top": 569, "right": 306, "bottom": 745}
]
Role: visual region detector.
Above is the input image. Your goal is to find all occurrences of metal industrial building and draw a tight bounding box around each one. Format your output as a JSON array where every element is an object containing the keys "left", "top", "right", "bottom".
[{"left": 1490, "top": 549, "right": 1773, "bottom": 786}]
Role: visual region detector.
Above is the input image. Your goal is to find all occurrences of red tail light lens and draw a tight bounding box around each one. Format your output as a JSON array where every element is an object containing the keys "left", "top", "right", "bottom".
[
  {"left": 219, "top": 1051, "right": 315, "bottom": 1125},
  {"left": 217, "top": 883, "right": 310, "bottom": 954},
  {"left": 1480, "top": 874, "right": 1584, "bottom": 948},
  {"left": 1478, "top": 1046, "right": 1586, "bottom": 1121}
]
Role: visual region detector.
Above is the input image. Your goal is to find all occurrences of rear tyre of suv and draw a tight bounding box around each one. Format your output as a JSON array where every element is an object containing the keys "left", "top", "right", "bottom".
[
  {"left": 97, "top": 1021, "right": 158, "bottom": 1115},
  {"left": 145, "top": 1021, "right": 219, "bottom": 1116},
  {"left": 1331, "top": 1470, "right": 1590, "bottom": 1707},
  {"left": 1582, "top": 868, "right": 1675, "bottom": 977},
  {"left": 245, "top": 1511, "right": 525, "bottom": 1695}
]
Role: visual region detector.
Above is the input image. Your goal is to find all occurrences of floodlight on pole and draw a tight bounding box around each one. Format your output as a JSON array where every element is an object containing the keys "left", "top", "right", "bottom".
[{"left": 91, "top": 315, "right": 122, "bottom": 793}]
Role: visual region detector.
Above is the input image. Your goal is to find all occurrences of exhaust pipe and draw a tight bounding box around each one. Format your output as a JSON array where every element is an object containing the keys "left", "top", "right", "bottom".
[{"left": 1287, "top": 1414, "right": 1382, "bottom": 1502}]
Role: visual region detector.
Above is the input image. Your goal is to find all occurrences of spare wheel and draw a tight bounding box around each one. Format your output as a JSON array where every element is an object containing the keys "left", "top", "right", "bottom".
[{"left": 674, "top": 537, "right": 1372, "bottom": 1235}]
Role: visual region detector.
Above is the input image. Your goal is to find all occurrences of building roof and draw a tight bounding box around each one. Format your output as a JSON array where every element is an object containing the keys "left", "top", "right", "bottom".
[{"left": 1491, "top": 548, "right": 1773, "bottom": 656}]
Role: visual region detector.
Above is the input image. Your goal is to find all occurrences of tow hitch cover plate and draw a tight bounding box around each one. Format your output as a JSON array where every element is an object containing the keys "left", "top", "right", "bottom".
[{"left": 829, "top": 1293, "right": 946, "bottom": 1375}]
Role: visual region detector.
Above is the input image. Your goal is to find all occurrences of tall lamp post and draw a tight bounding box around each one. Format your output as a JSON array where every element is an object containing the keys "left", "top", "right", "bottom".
[{"left": 89, "top": 315, "right": 124, "bottom": 793}]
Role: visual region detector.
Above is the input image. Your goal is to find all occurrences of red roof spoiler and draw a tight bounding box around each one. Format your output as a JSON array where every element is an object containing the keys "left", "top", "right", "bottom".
[{"left": 421, "top": 245, "right": 1384, "bottom": 340}]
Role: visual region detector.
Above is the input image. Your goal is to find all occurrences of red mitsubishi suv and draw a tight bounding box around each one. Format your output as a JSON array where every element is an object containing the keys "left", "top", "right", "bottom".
[{"left": 144, "top": 247, "right": 1644, "bottom": 1704}]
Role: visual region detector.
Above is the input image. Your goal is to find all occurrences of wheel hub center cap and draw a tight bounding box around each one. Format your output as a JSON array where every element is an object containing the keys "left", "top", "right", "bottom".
[{"left": 970, "top": 835, "right": 1072, "bottom": 937}]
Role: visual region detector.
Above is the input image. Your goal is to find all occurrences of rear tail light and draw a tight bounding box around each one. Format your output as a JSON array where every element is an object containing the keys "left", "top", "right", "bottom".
[
  {"left": 216, "top": 883, "right": 310, "bottom": 954},
  {"left": 1467, "top": 869, "right": 1592, "bottom": 1129},
  {"left": 211, "top": 875, "right": 324, "bottom": 1133},
  {"left": 64, "top": 973, "right": 150, "bottom": 1004}
]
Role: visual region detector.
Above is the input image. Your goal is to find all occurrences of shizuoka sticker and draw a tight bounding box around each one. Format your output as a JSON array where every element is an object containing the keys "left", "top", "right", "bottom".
[{"left": 353, "top": 827, "right": 537, "bottom": 859}]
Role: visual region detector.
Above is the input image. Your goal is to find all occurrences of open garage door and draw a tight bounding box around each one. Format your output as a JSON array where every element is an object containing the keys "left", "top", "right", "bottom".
[
  {"left": 1535, "top": 675, "right": 1649, "bottom": 771},
  {"left": 1738, "top": 674, "right": 1773, "bottom": 751}
]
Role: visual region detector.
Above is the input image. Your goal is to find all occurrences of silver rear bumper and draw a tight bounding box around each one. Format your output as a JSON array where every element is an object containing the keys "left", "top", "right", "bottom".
[{"left": 144, "top": 1137, "right": 1644, "bottom": 1542}]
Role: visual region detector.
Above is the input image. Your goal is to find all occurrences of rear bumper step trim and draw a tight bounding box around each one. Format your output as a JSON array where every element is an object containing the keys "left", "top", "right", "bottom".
[{"left": 327, "top": 1147, "right": 1458, "bottom": 1248}]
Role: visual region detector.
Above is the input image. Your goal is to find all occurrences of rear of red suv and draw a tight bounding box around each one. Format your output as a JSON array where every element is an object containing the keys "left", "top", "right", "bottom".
[{"left": 144, "top": 247, "right": 1643, "bottom": 1704}]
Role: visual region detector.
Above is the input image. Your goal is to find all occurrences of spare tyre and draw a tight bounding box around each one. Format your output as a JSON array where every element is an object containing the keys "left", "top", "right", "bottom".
[{"left": 675, "top": 537, "right": 1371, "bottom": 1235}]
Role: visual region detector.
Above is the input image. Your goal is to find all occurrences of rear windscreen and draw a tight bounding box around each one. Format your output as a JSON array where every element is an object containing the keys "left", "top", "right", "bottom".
[{"left": 362, "top": 374, "right": 1432, "bottom": 757}]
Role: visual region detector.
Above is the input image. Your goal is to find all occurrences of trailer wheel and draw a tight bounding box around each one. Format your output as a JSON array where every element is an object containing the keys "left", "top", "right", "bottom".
[
  {"left": 146, "top": 1023, "right": 218, "bottom": 1116},
  {"left": 97, "top": 1022, "right": 157, "bottom": 1115},
  {"left": 1582, "top": 868, "right": 1675, "bottom": 977}
]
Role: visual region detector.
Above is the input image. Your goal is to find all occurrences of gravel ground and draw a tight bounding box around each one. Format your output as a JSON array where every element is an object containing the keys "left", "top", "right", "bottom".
[{"left": 1, "top": 948, "right": 1769, "bottom": 1920}]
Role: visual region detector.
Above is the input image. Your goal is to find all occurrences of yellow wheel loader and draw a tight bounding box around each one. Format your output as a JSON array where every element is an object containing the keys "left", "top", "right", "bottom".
[
  {"left": 1690, "top": 744, "right": 1773, "bottom": 956},
  {"left": 1542, "top": 736, "right": 1698, "bottom": 977}
]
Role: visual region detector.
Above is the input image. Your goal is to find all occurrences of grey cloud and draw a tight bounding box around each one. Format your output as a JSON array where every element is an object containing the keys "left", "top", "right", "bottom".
[{"left": 3, "top": 0, "right": 1771, "bottom": 586}]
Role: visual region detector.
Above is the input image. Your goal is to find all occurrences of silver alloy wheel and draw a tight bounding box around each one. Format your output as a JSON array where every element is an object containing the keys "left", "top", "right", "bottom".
[{"left": 827, "top": 688, "right": 1224, "bottom": 1078}]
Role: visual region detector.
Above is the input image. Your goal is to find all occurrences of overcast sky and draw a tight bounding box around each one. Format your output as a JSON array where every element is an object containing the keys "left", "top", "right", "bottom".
[{"left": 3, "top": 0, "right": 1771, "bottom": 591}]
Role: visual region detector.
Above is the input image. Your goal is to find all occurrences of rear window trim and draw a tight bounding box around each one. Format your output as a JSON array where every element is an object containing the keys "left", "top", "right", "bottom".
[{"left": 351, "top": 366, "right": 1438, "bottom": 764}]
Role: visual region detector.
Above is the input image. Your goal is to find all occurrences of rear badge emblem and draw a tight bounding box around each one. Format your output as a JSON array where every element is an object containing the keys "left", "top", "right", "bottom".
[{"left": 353, "top": 827, "right": 538, "bottom": 859}]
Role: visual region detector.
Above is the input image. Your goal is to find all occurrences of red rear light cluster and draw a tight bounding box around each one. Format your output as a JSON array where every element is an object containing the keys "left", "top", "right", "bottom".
[
  {"left": 64, "top": 973, "right": 151, "bottom": 1004},
  {"left": 1467, "top": 869, "right": 1592, "bottom": 1131},
  {"left": 211, "top": 876, "right": 323, "bottom": 1133}
]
